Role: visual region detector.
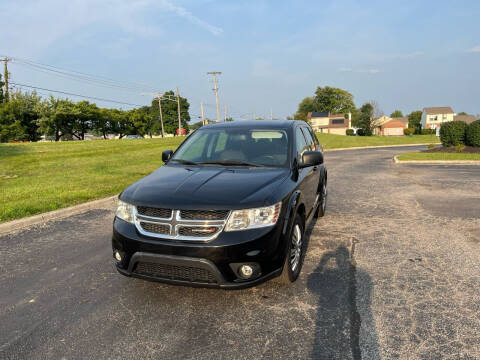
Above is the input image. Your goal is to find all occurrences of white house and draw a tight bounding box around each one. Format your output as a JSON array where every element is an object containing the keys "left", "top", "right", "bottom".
[{"left": 421, "top": 107, "right": 455, "bottom": 130}]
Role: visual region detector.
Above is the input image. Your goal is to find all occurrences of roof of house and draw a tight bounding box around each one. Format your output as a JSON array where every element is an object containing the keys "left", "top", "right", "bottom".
[
  {"left": 454, "top": 114, "right": 477, "bottom": 124},
  {"left": 393, "top": 116, "right": 408, "bottom": 123},
  {"left": 309, "top": 112, "right": 329, "bottom": 118},
  {"left": 423, "top": 107, "right": 454, "bottom": 115}
]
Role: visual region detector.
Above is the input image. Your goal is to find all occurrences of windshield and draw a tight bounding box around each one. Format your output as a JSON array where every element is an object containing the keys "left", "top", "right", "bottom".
[{"left": 170, "top": 128, "right": 290, "bottom": 167}]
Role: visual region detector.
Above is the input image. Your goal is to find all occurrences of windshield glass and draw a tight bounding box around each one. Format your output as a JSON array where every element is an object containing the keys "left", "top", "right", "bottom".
[{"left": 171, "top": 128, "right": 290, "bottom": 167}]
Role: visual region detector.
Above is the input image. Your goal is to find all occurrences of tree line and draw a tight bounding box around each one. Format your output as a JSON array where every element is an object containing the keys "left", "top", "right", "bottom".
[
  {"left": 293, "top": 86, "right": 424, "bottom": 135},
  {"left": 0, "top": 83, "right": 191, "bottom": 142}
]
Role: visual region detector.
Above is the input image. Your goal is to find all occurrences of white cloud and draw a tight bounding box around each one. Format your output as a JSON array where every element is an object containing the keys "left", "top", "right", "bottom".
[
  {"left": 160, "top": 0, "right": 223, "bottom": 36},
  {"left": 467, "top": 45, "right": 480, "bottom": 53}
]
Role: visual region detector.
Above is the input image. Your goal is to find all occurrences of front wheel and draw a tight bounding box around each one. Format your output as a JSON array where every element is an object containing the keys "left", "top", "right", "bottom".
[
  {"left": 274, "top": 214, "right": 305, "bottom": 284},
  {"left": 314, "top": 179, "right": 327, "bottom": 218}
]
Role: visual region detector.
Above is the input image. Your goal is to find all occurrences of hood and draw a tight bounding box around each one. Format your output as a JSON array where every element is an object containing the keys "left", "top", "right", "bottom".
[{"left": 120, "top": 164, "right": 290, "bottom": 210}]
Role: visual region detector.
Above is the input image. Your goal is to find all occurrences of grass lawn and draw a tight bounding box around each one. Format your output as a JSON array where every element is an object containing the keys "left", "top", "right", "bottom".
[
  {"left": 0, "top": 138, "right": 183, "bottom": 222},
  {"left": 0, "top": 132, "right": 440, "bottom": 223},
  {"left": 396, "top": 152, "right": 480, "bottom": 161},
  {"left": 316, "top": 133, "right": 439, "bottom": 149}
]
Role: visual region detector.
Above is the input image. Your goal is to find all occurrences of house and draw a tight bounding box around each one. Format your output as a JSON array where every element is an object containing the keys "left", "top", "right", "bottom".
[
  {"left": 373, "top": 116, "right": 408, "bottom": 136},
  {"left": 421, "top": 107, "right": 455, "bottom": 129},
  {"left": 454, "top": 114, "right": 477, "bottom": 125},
  {"left": 307, "top": 112, "right": 352, "bottom": 135}
]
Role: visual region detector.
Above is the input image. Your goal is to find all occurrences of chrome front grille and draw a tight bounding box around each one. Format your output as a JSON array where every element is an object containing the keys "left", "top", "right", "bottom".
[
  {"left": 179, "top": 210, "right": 229, "bottom": 220},
  {"left": 134, "top": 207, "right": 229, "bottom": 242},
  {"left": 137, "top": 206, "right": 172, "bottom": 219}
]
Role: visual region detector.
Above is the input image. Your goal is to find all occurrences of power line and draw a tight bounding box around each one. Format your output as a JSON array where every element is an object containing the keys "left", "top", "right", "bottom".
[
  {"left": 10, "top": 82, "right": 146, "bottom": 107},
  {"left": 11, "top": 61, "right": 154, "bottom": 93},
  {"left": 2, "top": 54, "right": 159, "bottom": 92}
]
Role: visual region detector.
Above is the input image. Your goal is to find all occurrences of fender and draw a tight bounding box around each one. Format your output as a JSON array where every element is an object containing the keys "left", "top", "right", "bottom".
[{"left": 282, "top": 190, "right": 302, "bottom": 235}]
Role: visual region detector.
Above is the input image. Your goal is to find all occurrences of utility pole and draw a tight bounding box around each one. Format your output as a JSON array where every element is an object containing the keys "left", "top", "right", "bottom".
[
  {"left": 176, "top": 87, "right": 182, "bottom": 135},
  {"left": 207, "top": 72, "right": 221, "bottom": 122},
  {"left": 224, "top": 105, "right": 227, "bottom": 122},
  {"left": 200, "top": 102, "right": 205, "bottom": 126},
  {"left": 1, "top": 57, "right": 10, "bottom": 102},
  {"left": 156, "top": 94, "right": 165, "bottom": 138}
]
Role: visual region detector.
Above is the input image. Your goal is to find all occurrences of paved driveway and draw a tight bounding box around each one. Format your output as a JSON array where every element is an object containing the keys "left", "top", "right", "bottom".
[{"left": 1, "top": 146, "right": 479, "bottom": 359}]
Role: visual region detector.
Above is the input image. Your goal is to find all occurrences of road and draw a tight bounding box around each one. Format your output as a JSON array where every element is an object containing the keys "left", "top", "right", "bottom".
[{"left": 1, "top": 146, "right": 479, "bottom": 359}]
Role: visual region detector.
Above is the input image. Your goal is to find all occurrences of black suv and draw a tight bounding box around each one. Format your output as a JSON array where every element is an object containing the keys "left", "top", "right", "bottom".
[{"left": 112, "top": 120, "right": 327, "bottom": 289}]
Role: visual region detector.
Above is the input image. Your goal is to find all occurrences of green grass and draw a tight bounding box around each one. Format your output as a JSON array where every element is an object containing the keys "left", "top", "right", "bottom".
[
  {"left": 0, "top": 138, "right": 183, "bottom": 222},
  {"left": 397, "top": 152, "right": 480, "bottom": 161},
  {"left": 315, "top": 133, "right": 439, "bottom": 149},
  {"left": 0, "top": 133, "right": 440, "bottom": 223}
]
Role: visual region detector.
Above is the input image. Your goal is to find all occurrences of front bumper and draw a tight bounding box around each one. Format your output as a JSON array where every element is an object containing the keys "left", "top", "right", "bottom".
[{"left": 112, "top": 217, "right": 288, "bottom": 289}]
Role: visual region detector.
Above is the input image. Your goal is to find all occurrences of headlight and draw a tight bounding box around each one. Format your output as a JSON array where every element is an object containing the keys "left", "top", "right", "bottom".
[
  {"left": 115, "top": 200, "right": 134, "bottom": 223},
  {"left": 225, "top": 202, "right": 281, "bottom": 231}
]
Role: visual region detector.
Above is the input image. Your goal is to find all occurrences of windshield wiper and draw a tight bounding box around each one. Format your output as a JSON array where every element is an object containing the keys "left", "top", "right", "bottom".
[
  {"left": 198, "top": 160, "right": 262, "bottom": 167},
  {"left": 169, "top": 159, "right": 198, "bottom": 165}
]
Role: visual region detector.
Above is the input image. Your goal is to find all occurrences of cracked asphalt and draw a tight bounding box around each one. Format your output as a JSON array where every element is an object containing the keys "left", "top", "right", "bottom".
[{"left": 1, "top": 145, "right": 479, "bottom": 359}]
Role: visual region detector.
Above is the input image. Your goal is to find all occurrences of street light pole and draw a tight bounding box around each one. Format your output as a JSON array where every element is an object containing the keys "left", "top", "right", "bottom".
[{"left": 176, "top": 87, "right": 182, "bottom": 135}]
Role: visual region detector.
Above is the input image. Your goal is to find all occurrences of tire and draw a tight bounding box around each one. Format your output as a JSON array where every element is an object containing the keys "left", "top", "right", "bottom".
[
  {"left": 314, "top": 177, "right": 327, "bottom": 218},
  {"left": 274, "top": 214, "right": 306, "bottom": 284}
]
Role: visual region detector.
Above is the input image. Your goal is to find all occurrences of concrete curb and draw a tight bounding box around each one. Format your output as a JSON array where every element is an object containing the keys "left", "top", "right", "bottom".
[
  {"left": 324, "top": 143, "right": 438, "bottom": 152},
  {"left": 393, "top": 155, "right": 480, "bottom": 165},
  {"left": 0, "top": 195, "right": 118, "bottom": 237}
]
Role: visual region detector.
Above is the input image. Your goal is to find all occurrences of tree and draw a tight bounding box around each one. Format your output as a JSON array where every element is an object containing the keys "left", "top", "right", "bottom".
[
  {"left": 150, "top": 91, "right": 190, "bottom": 135},
  {"left": 369, "top": 100, "right": 383, "bottom": 119},
  {"left": 294, "top": 97, "right": 315, "bottom": 120},
  {"left": 0, "top": 91, "right": 41, "bottom": 142},
  {"left": 37, "top": 97, "right": 77, "bottom": 141},
  {"left": 357, "top": 103, "right": 375, "bottom": 136},
  {"left": 0, "top": 73, "right": 4, "bottom": 103},
  {"left": 407, "top": 110, "right": 422, "bottom": 134},
  {"left": 390, "top": 110, "right": 403, "bottom": 118},
  {"left": 73, "top": 101, "right": 99, "bottom": 140},
  {"left": 458, "top": 111, "right": 468, "bottom": 116},
  {"left": 314, "top": 86, "right": 355, "bottom": 114}
]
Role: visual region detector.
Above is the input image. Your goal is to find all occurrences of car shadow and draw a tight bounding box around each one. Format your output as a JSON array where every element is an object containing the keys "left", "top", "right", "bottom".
[{"left": 305, "top": 231, "right": 380, "bottom": 359}]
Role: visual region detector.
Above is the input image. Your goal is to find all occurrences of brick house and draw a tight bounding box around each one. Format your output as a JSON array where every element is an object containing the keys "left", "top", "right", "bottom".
[{"left": 307, "top": 112, "right": 352, "bottom": 135}]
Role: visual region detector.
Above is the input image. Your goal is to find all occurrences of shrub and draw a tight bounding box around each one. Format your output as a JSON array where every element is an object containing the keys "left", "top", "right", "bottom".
[
  {"left": 346, "top": 129, "right": 354, "bottom": 136},
  {"left": 356, "top": 128, "right": 366, "bottom": 136},
  {"left": 455, "top": 144, "right": 464, "bottom": 153},
  {"left": 466, "top": 120, "right": 480, "bottom": 147},
  {"left": 427, "top": 143, "right": 435, "bottom": 149},
  {"left": 421, "top": 129, "right": 435, "bottom": 135},
  {"left": 439, "top": 121, "right": 467, "bottom": 146},
  {"left": 404, "top": 128, "right": 414, "bottom": 136}
]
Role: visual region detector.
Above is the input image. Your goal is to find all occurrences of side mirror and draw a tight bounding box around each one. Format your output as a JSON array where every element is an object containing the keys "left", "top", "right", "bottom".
[
  {"left": 162, "top": 150, "right": 173, "bottom": 162},
  {"left": 299, "top": 151, "right": 323, "bottom": 168}
]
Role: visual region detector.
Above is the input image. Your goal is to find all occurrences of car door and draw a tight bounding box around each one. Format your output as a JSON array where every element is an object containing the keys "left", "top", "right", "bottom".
[
  {"left": 294, "top": 126, "right": 315, "bottom": 216},
  {"left": 300, "top": 126, "right": 320, "bottom": 215}
]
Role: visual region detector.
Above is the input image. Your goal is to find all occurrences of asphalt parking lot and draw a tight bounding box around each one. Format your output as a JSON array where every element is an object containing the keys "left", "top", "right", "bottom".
[{"left": 1, "top": 146, "right": 479, "bottom": 360}]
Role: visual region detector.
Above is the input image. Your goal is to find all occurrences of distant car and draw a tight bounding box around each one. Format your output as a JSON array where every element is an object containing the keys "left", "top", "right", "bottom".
[
  {"left": 112, "top": 120, "right": 327, "bottom": 289},
  {"left": 124, "top": 135, "right": 144, "bottom": 139}
]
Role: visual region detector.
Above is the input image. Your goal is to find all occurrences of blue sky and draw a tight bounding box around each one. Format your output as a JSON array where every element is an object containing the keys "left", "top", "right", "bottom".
[{"left": 1, "top": 0, "right": 479, "bottom": 120}]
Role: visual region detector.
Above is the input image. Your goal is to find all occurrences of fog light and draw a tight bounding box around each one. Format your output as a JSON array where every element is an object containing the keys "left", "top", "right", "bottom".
[
  {"left": 239, "top": 265, "right": 253, "bottom": 278},
  {"left": 114, "top": 251, "right": 122, "bottom": 262}
]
